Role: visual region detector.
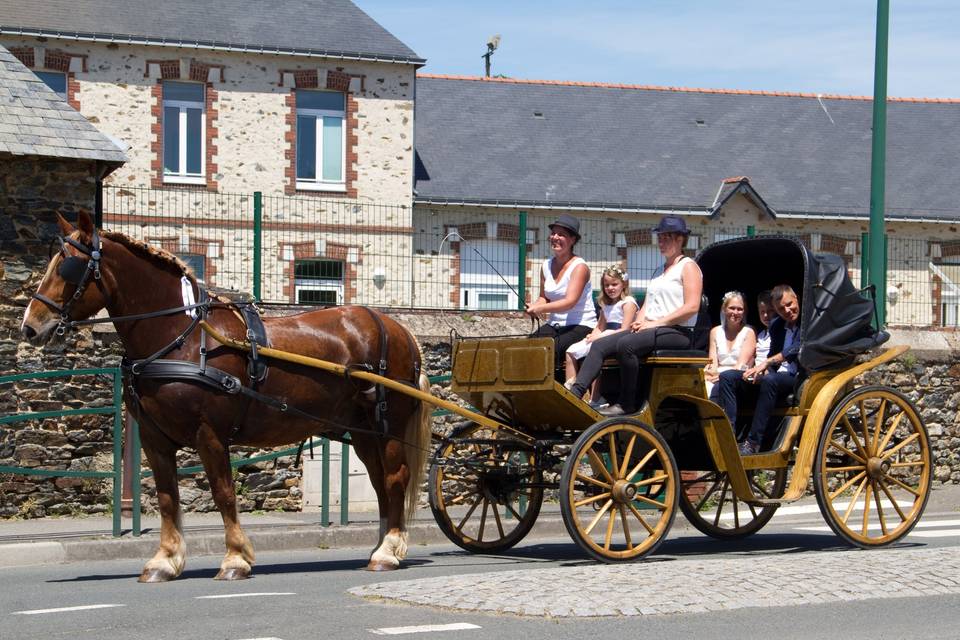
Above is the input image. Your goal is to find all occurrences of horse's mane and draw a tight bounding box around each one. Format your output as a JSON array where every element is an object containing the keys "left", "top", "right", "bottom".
[{"left": 102, "top": 230, "right": 197, "bottom": 283}]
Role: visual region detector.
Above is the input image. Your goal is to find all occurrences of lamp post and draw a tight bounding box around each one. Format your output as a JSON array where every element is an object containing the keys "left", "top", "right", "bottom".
[{"left": 868, "top": 0, "right": 889, "bottom": 326}]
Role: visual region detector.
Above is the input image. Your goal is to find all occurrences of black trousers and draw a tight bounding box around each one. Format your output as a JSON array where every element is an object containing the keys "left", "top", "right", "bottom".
[
  {"left": 571, "top": 326, "right": 690, "bottom": 412},
  {"left": 532, "top": 323, "right": 592, "bottom": 368},
  {"left": 718, "top": 368, "right": 795, "bottom": 447}
]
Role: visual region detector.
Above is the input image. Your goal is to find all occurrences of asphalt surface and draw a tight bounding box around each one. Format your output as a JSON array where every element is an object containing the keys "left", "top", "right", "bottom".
[{"left": 0, "top": 484, "right": 957, "bottom": 570}]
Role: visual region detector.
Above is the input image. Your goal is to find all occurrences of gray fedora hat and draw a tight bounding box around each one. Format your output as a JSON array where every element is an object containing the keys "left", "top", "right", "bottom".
[{"left": 548, "top": 213, "right": 581, "bottom": 238}]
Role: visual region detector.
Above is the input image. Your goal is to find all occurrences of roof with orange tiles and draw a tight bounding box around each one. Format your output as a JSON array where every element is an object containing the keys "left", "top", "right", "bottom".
[{"left": 413, "top": 74, "right": 960, "bottom": 221}]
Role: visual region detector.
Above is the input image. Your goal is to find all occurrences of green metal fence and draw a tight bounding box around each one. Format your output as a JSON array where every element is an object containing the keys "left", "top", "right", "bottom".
[
  {"left": 100, "top": 184, "right": 952, "bottom": 326},
  {"left": 0, "top": 368, "right": 125, "bottom": 536}
]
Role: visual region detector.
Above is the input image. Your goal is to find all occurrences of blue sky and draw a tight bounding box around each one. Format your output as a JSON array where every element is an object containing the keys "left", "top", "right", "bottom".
[{"left": 355, "top": 1, "right": 959, "bottom": 99}]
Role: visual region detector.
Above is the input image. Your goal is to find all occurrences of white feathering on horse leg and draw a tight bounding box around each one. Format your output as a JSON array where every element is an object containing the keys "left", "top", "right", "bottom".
[{"left": 368, "top": 531, "right": 405, "bottom": 569}]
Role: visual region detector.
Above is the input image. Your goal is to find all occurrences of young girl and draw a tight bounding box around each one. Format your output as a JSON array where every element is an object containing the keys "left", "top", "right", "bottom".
[
  {"left": 564, "top": 265, "right": 638, "bottom": 406},
  {"left": 704, "top": 290, "right": 757, "bottom": 398}
]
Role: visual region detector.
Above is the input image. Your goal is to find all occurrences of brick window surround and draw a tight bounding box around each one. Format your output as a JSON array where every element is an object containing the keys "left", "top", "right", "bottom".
[
  {"left": 284, "top": 69, "right": 359, "bottom": 197},
  {"left": 445, "top": 223, "right": 532, "bottom": 306},
  {"left": 146, "top": 236, "right": 221, "bottom": 286},
  {"left": 149, "top": 59, "right": 222, "bottom": 190},
  {"left": 282, "top": 241, "right": 360, "bottom": 303},
  {"left": 9, "top": 46, "right": 84, "bottom": 110}
]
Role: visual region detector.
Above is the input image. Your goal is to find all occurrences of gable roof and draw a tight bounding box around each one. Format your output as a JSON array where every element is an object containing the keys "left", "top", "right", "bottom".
[
  {"left": 709, "top": 176, "right": 776, "bottom": 220},
  {"left": 0, "top": 44, "right": 127, "bottom": 164},
  {"left": 0, "top": 0, "right": 422, "bottom": 65},
  {"left": 413, "top": 75, "right": 960, "bottom": 223}
]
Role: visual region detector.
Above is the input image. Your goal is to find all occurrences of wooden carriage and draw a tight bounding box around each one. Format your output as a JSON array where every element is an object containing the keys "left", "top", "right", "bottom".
[{"left": 428, "top": 237, "right": 931, "bottom": 562}]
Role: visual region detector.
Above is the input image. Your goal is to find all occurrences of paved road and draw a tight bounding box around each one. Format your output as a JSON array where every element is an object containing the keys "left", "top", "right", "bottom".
[{"left": 1, "top": 509, "right": 958, "bottom": 640}]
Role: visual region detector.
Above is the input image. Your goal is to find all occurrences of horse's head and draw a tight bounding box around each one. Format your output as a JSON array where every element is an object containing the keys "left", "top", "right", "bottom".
[{"left": 21, "top": 210, "right": 111, "bottom": 344}]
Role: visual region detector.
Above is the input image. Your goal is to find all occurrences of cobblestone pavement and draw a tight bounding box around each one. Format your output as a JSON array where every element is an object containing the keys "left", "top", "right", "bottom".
[{"left": 351, "top": 547, "right": 960, "bottom": 617}]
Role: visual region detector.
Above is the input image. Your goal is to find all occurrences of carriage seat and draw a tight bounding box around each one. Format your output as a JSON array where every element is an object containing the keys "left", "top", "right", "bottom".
[{"left": 648, "top": 294, "right": 711, "bottom": 360}]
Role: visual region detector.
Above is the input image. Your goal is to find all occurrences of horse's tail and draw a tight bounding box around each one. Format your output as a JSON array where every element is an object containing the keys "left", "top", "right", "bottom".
[{"left": 404, "top": 371, "right": 433, "bottom": 524}]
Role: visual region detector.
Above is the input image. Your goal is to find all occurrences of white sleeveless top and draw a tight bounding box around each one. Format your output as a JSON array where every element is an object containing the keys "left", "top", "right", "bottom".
[
  {"left": 542, "top": 256, "right": 597, "bottom": 328},
  {"left": 602, "top": 296, "right": 637, "bottom": 329},
  {"left": 645, "top": 256, "right": 698, "bottom": 328},
  {"left": 715, "top": 325, "right": 752, "bottom": 370}
]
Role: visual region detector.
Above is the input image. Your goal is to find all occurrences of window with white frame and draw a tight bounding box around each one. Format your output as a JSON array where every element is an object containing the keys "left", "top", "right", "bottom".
[
  {"left": 295, "top": 259, "right": 344, "bottom": 305},
  {"left": 35, "top": 70, "right": 67, "bottom": 100},
  {"left": 937, "top": 262, "right": 960, "bottom": 327},
  {"left": 459, "top": 239, "right": 518, "bottom": 310},
  {"left": 296, "top": 90, "right": 346, "bottom": 191},
  {"left": 163, "top": 81, "right": 205, "bottom": 184}
]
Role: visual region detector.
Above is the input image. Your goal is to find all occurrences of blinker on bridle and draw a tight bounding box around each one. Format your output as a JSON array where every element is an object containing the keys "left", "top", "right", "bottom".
[{"left": 32, "top": 228, "right": 106, "bottom": 335}]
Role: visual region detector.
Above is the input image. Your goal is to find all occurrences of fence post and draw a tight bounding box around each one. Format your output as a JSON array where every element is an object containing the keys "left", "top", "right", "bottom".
[
  {"left": 517, "top": 211, "right": 527, "bottom": 309},
  {"left": 861, "top": 232, "right": 870, "bottom": 290},
  {"left": 321, "top": 437, "right": 330, "bottom": 526},
  {"left": 340, "top": 442, "right": 350, "bottom": 525},
  {"left": 111, "top": 370, "right": 123, "bottom": 537},
  {"left": 746, "top": 225, "right": 755, "bottom": 238},
  {"left": 131, "top": 418, "right": 141, "bottom": 537},
  {"left": 253, "top": 191, "right": 262, "bottom": 301}
]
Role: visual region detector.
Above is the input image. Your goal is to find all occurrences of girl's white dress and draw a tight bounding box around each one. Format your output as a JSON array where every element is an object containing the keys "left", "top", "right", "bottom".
[{"left": 566, "top": 296, "right": 637, "bottom": 360}]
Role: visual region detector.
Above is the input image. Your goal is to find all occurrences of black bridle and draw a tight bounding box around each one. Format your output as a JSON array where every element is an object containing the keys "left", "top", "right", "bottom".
[{"left": 32, "top": 229, "right": 109, "bottom": 336}]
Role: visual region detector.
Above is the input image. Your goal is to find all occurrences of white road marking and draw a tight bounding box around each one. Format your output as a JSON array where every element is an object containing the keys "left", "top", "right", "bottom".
[
  {"left": 369, "top": 622, "right": 481, "bottom": 635},
  {"left": 904, "top": 529, "right": 960, "bottom": 538},
  {"left": 13, "top": 604, "right": 125, "bottom": 615},
  {"left": 236, "top": 637, "right": 284, "bottom": 640},
  {"left": 196, "top": 592, "right": 296, "bottom": 599},
  {"left": 718, "top": 498, "right": 919, "bottom": 521}
]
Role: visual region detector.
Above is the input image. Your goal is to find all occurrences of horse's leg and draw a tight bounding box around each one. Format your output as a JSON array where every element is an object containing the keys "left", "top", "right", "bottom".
[
  {"left": 366, "top": 436, "right": 411, "bottom": 571},
  {"left": 138, "top": 434, "right": 186, "bottom": 583},
  {"left": 194, "top": 421, "right": 254, "bottom": 580},
  {"left": 350, "top": 434, "right": 394, "bottom": 571}
]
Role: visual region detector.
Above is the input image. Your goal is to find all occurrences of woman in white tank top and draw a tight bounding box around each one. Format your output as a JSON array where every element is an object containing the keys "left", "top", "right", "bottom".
[
  {"left": 569, "top": 216, "right": 702, "bottom": 415},
  {"left": 704, "top": 291, "right": 756, "bottom": 398},
  {"left": 526, "top": 214, "right": 596, "bottom": 366}
]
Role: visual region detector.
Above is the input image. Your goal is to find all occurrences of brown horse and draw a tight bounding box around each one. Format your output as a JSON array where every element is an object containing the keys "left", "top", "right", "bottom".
[{"left": 20, "top": 210, "right": 432, "bottom": 581}]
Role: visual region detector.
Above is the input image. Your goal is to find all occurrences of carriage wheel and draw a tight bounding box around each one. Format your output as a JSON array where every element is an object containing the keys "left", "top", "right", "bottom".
[
  {"left": 559, "top": 418, "right": 678, "bottom": 562},
  {"left": 813, "top": 385, "right": 931, "bottom": 548},
  {"left": 679, "top": 466, "right": 787, "bottom": 539},
  {"left": 428, "top": 422, "right": 544, "bottom": 553}
]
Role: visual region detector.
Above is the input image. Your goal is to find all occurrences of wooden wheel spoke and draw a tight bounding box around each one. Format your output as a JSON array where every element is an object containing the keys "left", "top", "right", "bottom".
[
  {"left": 731, "top": 492, "right": 741, "bottom": 529},
  {"left": 694, "top": 476, "right": 724, "bottom": 511},
  {"left": 829, "top": 470, "right": 867, "bottom": 501},
  {"left": 457, "top": 494, "right": 483, "bottom": 529},
  {"left": 841, "top": 415, "right": 870, "bottom": 461},
  {"left": 871, "top": 399, "right": 888, "bottom": 457},
  {"left": 825, "top": 464, "right": 866, "bottom": 473},
  {"left": 712, "top": 479, "right": 730, "bottom": 527},
  {"left": 607, "top": 434, "right": 620, "bottom": 480},
  {"left": 575, "top": 491, "right": 612, "bottom": 508},
  {"left": 841, "top": 477, "right": 868, "bottom": 524},
  {"left": 829, "top": 439, "right": 865, "bottom": 464},
  {"left": 634, "top": 493, "right": 667, "bottom": 510},
  {"left": 860, "top": 482, "right": 873, "bottom": 537},
  {"left": 587, "top": 448, "right": 616, "bottom": 485},
  {"left": 876, "top": 411, "right": 906, "bottom": 454},
  {"left": 619, "top": 434, "right": 637, "bottom": 478},
  {"left": 876, "top": 479, "right": 909, "bottom": 522},
  {"left": 749, "top": 473, "right": 774, "bottom": 499},
  {"left": 576, "top": 471, "right": 611, "bottom": 490},
  {"left": 584, "top": 499, "right": 614, "bottom": 535},
  {"left": 634, "top": 473, "right": 669, "bottom": 488},
  {"left": 879, "top": 433, "right": 920, "bottom": 460},
  {"left": 627, "top": 502, "right": 656, "bottom": 535},
  {"left": 883, "top": 473, "right": 922, "bottom": 497},
  {"left": 492, "top": 500, "right": 506, "bottom": 539},
  {"left": 889, "top": 460, "right": 925, "bottom": 469},
  {"left": 858, "top": 400, "right": 872, "bottom": 454},
  {"left": 872, "top": 481, "right": 888, "bottom": 536},
  {"left": 619, "top": 505, "right": 633, "bottom": 550},
  {"left": 477, "top": 498, "right": 489, "bottom": 540},
  {"left": 504, "top": 501, "right": 524, "bottom": 521},
  {"left": 625, "top": 449, "right": 657, "bottom": 481},
  {"left": 603, "top": 504, "right": 617, "bottom": 550}
]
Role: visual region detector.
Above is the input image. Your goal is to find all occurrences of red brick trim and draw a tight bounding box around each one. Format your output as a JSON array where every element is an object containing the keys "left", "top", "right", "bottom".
[
  {"left": 145, "top": 236, "right": 222, "bottom": 285},
  {"left": 205, "top": 84, "right": 219, "bottom": 191},
  {"left": 281, "top": 241, "right": 360, "bottom": 304},
  {"left": 9, "top": 46, "right": 34, "bottom": 68},
  {"left": 150, "top": 82, "right": 164, "bottom": 188},
  {"left": 285, "top": 89, "right": 357, "bottom": 198},
  {"left": 66, "top": 74, "right": 80, "bottom": 110}
]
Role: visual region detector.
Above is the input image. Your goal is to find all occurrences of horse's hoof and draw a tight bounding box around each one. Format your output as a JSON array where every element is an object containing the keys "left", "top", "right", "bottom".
[
  {"left": 366, "top": 560, "right": 399, "bottom": 572},
  {"left": 139, "top": 568, "right": 175, "bottom": 583},
  {"left": 215, "top": 567, "right": 250, "bottom": 580}
]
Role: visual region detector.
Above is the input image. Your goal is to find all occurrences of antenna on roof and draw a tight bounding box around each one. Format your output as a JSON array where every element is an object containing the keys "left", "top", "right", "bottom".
[{"left": 482, "top": 34, "right": 501, "bottom": 77}]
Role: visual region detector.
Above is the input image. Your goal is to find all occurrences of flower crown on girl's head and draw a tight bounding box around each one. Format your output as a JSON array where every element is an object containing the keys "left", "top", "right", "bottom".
[{"left": 602, "top": 265, "right": 628, "bottom": 282}]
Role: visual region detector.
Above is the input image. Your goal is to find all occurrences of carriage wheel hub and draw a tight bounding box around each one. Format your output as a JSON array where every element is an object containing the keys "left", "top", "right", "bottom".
[
  {"left": 866, "top": 457, "right": 889, "bottom": 479},
  {"left": 612, "top": 480, "right": 637, "bottom": 503}
]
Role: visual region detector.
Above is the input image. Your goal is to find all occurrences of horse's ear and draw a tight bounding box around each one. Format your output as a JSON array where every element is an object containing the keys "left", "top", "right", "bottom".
[
  {"left": 56, "top": 213, "right": 75, "bottom": 236},
  {"left": 77, "top": 210, "right": 95, "bottom": 237}
]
